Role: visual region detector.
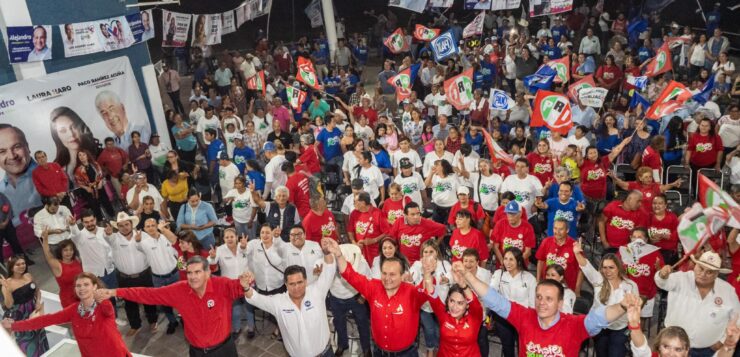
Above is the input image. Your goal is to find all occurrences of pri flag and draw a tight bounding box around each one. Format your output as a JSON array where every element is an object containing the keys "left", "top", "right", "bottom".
[
  {"left": 414, "top": 24, "right": 440, "bottom": 41},
  {"left": 388, "top": 67, "right": 414, "bottom": 102},
  {"left": 384, "top": 28, "right": 410, "bottom": 54},
  {"left": 531, "top": 90, "right": 573, "bottom": 135},
  {"left": 568, "top": 74, "right": 596, "bottom": 102},
  {"left": 463, "top": 11, "right": 486, "bottom": 38},
  {"left": 698, "top": 173, "right": 740, "bottom": 228},
  {"left": 443, "top": 68, "right": 475, "bottom": 111},
  {"left": 482, "top": 128, "right": 515, "bottom": 166},
  {"left": 643, "top": 43, "right": 673, "bottom": 77},
  {"left": 296, "top": 57, "right": 321, "bottom": 90},
  {"left": 430, "top": 30, "right": 458, "bottom": 62},
  {"left": 678, "top": 203, "right": 729, "bottom": 255},
  {"left": 246, "top": 70, "right": 266, "bottom": 97},
  {"left": 285, "top": 86, "right": 307, "bottom": 113},
  {"left": 545, "top": 56, "right": 570, "bottom": 84},
  {"left": 645, "top": 80, "right": 692, "bottom": 119},
  {"left": 489, "top": 89, "right": 515, "bottom": 110}
]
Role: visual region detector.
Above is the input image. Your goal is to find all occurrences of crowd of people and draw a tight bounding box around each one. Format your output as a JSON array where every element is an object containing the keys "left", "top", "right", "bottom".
[{"left": 1, "top": 2, "right": 740, "bottom": 357}]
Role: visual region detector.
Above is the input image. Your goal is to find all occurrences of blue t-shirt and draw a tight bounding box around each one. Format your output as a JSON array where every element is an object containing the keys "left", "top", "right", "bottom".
[
  {"left": 317, "top": 127, "right": 342, "bottom": 161},
  {"left": 312, "top": 50, "right": 328, "bottom": 65},
  {"left": 541, "top": 45, "right": 562, "bottom": 59},
  {"left": 233, "top": 146, "right": 256, "bottom": 174},
  {"left": 547, "top": 183, "right": 585, "bottom": 203},
  {"left": 551, "top": 25, "right": 567, "bottom": 43},
  {"left": 544, "top": 197, "right": 580, "bottom": 237},
  {"left": 373, "top": 150, "right": 392, "bottom": 171},
  {"left": 171, "top": 123, "right": 197, "bottom": 151},
  {"left": 638, "top": 47, "right": 654, "bottom": 64},
  {"left": 246, "top": 170, "right": 266, "bottom": 191},
  {"left": 353, "top": 46, "right": 368, "bottom": 64},
  {"left": 465, "top": 132, "right": 484, "bottom": 154},
  {"left": 207, "top": 139, "right": 225, "bottom": 169}
]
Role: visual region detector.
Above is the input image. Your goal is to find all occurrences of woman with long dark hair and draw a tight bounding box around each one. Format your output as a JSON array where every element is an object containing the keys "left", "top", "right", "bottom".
[
  {"left": 73, "top": 150, "right": 114, "bottom": 220},
  {"left": 0, "top": 256, "right": 49, "bottom": 356},
  {"left": 50, "top": 107, "right": 99, "bottom": 180},
  {"left": 663, "top": 116, "right": 687, "bottom": 167},
  {"left": 595, "top": 113, "right": 622, "bottom": 156},
  {"left": 371, "top": 237, "right": 409, "bottom": 279},
  {"left": 685, "top": 118, "right": 724, "bottom": 188}
]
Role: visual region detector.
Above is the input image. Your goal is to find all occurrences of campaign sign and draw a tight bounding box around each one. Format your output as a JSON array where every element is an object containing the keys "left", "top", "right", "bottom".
[
  {"left": 431, "top": 30, "right": 458, "bottom": 62},
  {"left": 7, "top": 26, "right": 52, "bottom": 63}
]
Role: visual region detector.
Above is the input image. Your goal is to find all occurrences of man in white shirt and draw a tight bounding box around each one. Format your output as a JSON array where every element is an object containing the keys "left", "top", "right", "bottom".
[
  {"left": 284, "top": 226, "right": 323, "bottom": 284},
  {"left": 103, "top": 212, "right": 158, "bottom": 335},
  {"left": 500, "top": 158, "right": 544, "bottom": 221},
  {"left": 218, "top": 152, "right": 240, "bottom": 202},
  {"left": 147, "top": 134, "right": 171, "bottom": 171},
  {"left": 33, "top": 196, "right": 73, "bottom": 250},
  {"left": 656, "top": 251, "right": 740, "bottom": 355},
  {"left": 243, "top": 238, "right": 336, "bottom": 357},
  {"left": 196, "top": 107, "right": 220, "bottom": 148},
  {"left": 262, "top": 142, "right": 287, "bottom": 199},
  {"left": 579, "top": 28, "right": 601, "bottom": 56},
  {"left": 126, "top": 172, "right": 164, "bottom": 213},
  {"left": 70, "top": 209, "right": 116, "bottom": 295}
]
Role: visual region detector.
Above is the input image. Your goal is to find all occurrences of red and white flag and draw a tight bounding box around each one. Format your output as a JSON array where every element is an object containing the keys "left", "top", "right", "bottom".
[
  {"left": 568, "top": 74, "right": 595, "bottom": 102},
  {"left": 443, "top": 68, "right": 475, "bottom": 110},
  {"left": 384, "top": 27, "right": 409, "bottom": 54},
  {"left": 296, "top": 57, "right": 321, "bottom": 90},
  {"left": 643, "top": 42, "right": 673, "bottom": 77},
  {"left": 645, "top": 80, "right": 692, "bottom": 119},
  {"left": 462, "top": 11, "right": 485, "bottom": 38},
  {"left": 414, "top": 24, "right": 440, "bottom": 41},
  {"left": 546, "top": 56, "right": 570, "bottom": 84},
  {"left": 531, "top": 90, "right": 573, "bottom": 135}
]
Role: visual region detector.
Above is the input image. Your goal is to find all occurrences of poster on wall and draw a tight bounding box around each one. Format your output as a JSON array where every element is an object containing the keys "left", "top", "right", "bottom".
[
  {"left": 0, "top": 56, "right": 151, "bottom": 231},
  {"left": 161, "top": 10, "right": 192, "bottom": 47},
  {"left": 128, "top": 9, "right": 155, "bottom": 43},
  {"left": 235, "top": 3, "right": 248, "bottom": 28},
  {"left": 191, "top": 14, "right": 222, "bottom": 47},
  {"left": 464, "top": 0, "right": 492, "bottom": 10},
  {"left": 529, "top": 0, "right": 573, "bottom": 17},
  {"left": 7, "top": 25, "right": 53, "bottom": 63},
  {"left": 96, "top": 16, "right": 135, "bottom": 52},
  {"left": 60, "top": 22, "right": 103, "bottom": 57},
  {"left": 492, "top": 0, "right": 520, "bottom": 10},
  {"left": 388, "top": 0, "right": 428, "bottom": 13},
  {"left": 428, "top": 0, "right": 454, "bottom": 7},
  {"left": 222, "top": 10, "right": 236, "bottom": 34}
]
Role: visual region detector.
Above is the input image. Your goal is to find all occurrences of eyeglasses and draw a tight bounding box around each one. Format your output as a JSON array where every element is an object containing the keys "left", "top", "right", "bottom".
[{"left": 289, "top": 233, "right": 304, "bottom": 237}]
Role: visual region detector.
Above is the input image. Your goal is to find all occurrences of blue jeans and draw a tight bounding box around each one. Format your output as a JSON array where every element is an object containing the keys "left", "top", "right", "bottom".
[
  {"left": 690, "top": 347, "right": 717, "bottom": 357},
  {"left": 231, "top": 299, "right": 255, "bottom": 333},
  {"left": 419, "top": 310, "right": 440, "bottom": 350},
  {"left": 198, "top": 234, "right": 215, "bottom": 250},
  {"left": 151, "top": 270, "right": 179, "bottom": 324},
  {"left": 328, "top": 294, "right": 371, "bottom": 352},
  {"left": 234, "top": 222, "right": 254, "bottom": 240},
  {"left": 594, "top": 327, "right": 628, "bottom": 357}
]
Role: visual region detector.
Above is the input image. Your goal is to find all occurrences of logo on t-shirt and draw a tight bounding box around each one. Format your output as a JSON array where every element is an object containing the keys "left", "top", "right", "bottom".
[
  {"left": 586, "top": 168, "right": 605, "bottom": 180},
  {"left": 534, "top": 163, "right": 552, "bottom": 174},
  {"left": 479, "top": 183, "right": 498, "bottom": 195},
  {"left": 696, "top": 143, "right": 713, "bottom": 152},
  {"left": 434, "top": 182, "right": 453, "bottom": 192},
  {"left": 402, "top": 183, "right": 419, "bottom": 194},
  {"left": 609, "top": 216, "right": 635, "bottom": 230},
  {"left": 387, "top": 209, "right": 404, "bottom": 224},
  {"left": 546, "top": 253, "right": 568, "bottom": 269},
  {"left": 326, "top": 136, "right": 339, "bottom": 147},
  {"left": 525, "top": 341, "right": 565, "bottom": 357},
  {"left": 400, "top": 233, "right": 422, "bottom": 247},
  {"left": 321, "top": 222, "right": 336, "bottom": 236},
  {"left": 450, "top": 239, "right": 466, "bottom": 258},
  {"left": 648, "top": 227, "right": 670, "bottom": 240},
  {"left": 512, "top": 191, "right": 531, "bottom": 203},
  {"left": 554, "top": 210, "right": 574, "bottom": 222},
  {"left": 625, "top": 262, "right": 651, "bottom": 277},
  {"left": 503, "top": 237, "right": 524, "bottom": 250},
  {"left": 355, "top": 221, "right": 374, "bottom": 235}
]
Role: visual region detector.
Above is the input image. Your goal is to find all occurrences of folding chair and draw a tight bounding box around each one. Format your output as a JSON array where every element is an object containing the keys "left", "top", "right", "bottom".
[
  {"left": 697, "top": 168, "right": 724, "bottom": 191},
  {"left": 664, "top": 190, "right": 683, "bottom": 215},
  {"left": 614, "top": 163, "right": 635, "bottom": 181},
  {"left": 665, "top": 165, "right": 692, "bottom": 196}
]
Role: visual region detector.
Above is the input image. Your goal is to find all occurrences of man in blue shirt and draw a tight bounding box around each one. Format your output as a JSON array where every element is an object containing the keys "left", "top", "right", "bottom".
[
  {"left": 0, "top": 125, "right": 42, "bottom": 228},
  {"left": 550, "top": 17, "right": 568, "bottom": 44},
  {"left": 535, "top": 181, "right": 585, "bottom": 237},
  {"left": 316, "top": 114, "right": 344, "bottom": 183},
  {"left": 232, "top": 134, "right": 255, "bottom": 174},
  {"left": 205, "top": 128, "right": 224, "bottom": 184}
]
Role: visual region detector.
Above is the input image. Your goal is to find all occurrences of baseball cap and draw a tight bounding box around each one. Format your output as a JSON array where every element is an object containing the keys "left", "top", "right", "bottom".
[
  {"left": 151, "top": 133, "right": 160, "bottom": 138},
  {"left": 504, "top": 201, "right": 521, "bottom": 214},
  {"left": 218, "top": 151, "right": 230, "bottom": 160},
  {"left": 351, "top": 178, "right": 364, "bottom": 189},
  {"left": 456, "top": 187, "right": 469, "bottom": 195},
  {"left": 133, "top": 172, "right": 146, "bottom": 180},
  {"left": 399, "top": 158, "right": 413, "bottom": 169},
  {"left": 233, "top": 133, "right": 244, "bottom": 141},
  {"left": 263, "top": 142, "right": 276, "bottom": 152}
]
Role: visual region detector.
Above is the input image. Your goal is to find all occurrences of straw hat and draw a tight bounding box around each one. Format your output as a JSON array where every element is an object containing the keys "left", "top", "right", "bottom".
[
  {"left": 112, "top": 211, "right": 140, "bottom": 228},
  {"left": 690, "top": 251, "right": 732, "bottom": 274}
]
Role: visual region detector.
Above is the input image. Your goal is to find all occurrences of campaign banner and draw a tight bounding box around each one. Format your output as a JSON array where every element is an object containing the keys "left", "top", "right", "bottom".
[
  {"left": 222, "top": 10, "right": 236, "bottom": 34},
  {"left": 430, "top": 30, "right": 458, "bottom": 62},
  {"left": 492, "top": 0, "right": 521, "bottom": 10},
  {"left": 250, "top": 0, "right": 272, "bottom": 19},
  {"left": 429, "top": 0, "right": 454, "bottom": 7},
  {"left": 578, "top": 87, "right": 609, "bottom": 108},
  {"left": 96, "top": 16, "right": 135, "bottom": 52},
  {"left": 305, "top": 0, "right": 324, "bottom": 28},
  {"left": 388, "top": 0, "right": 428, "bottom": 13},
  {"left": 60, "top": 22, "right": 103, "bottom": 57},
  {"left": 192, "top": 14, "right": 222, "bottom": 46},
  {"left": 0, "top": 56, "right": 151, "bottom": 223},
  {"left": 7, "top": 26, "right": 52, "bottom": 63},
  {"left": 236, "top": 3, "right": 249, "bottom": 28},
  {"left": 162, "top": 10, "right": 191, "bottom": 47},
  {"left": 529, "top": 0, "right": 573, "bottom": 17},
  {"left": 126, "top": 11, "right": 154, "bottom": 44},
  {"left": 465, "top": 0, "right": 492, "bottom": 10}
]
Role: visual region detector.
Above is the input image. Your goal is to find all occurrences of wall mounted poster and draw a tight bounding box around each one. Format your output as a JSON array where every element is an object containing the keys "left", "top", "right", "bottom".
[{"left": 7, "top": 25, "right": 53, "bottom": 63}]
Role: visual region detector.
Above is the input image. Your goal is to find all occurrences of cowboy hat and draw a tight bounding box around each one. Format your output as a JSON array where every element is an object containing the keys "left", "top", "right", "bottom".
[
  {"left": 112, "top": 211, "right": 140, "bottom": 228},
  {"left": 361, "top": 93, "right": 373, "bottom": 106},
  {"left": 690, "top": 251, "right": 732, "bottom": 274}
]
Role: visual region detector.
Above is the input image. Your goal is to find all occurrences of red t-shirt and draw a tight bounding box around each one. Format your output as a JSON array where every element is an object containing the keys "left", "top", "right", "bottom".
[
  {"left": 648, "top": 212, "right": 679, "bottom": 251},
  {"left": 508, "top": 303, "right": 590, "bottom": 357},
  {"left": 285, "top": 173, "right": 311, "bottom": 218},
  {"left": 429, "top": 293, "right": 483, "bottom": 357},
  {"left": 352, "top": 106, "right": 378, "bottom": 127},
  {"left": 388, "top": 217, "right": 447, "bottom": 264},
  {"left": 174, "top": 244, "right": 213, "bottom": 280},
  {"left": 492, "top": 205, "right": 528, "bottom": 224},
  {"left": 688, "top": 133, "right": 723, "bottom": 167},
  {"left": 595, "top": 64, "right": 623, "bottom": 89},
  {"left": 301, "top": 209, "right": 339, "bottom": 242},
  {"left": 627, "top": 181, "right": 662, "bottom": 213},
  {"left": 449, "top": 228, "right": 489, "bottom": 262},
  {"left": 580, "top": 156, "right": 611, "bottom": 200},
  {"left": 602, "top": 201, "right": 649, "bottom": 248},
  {"left": 536, "top": 236, "right": 580, "bottom": 290},
  {"left": 526, "top": 152, "right": 555, "bottom": 185},
  {"left": 382, "top": 196, "right": 411, "bottom": 226},
  {"left": 349, "top": 207, "right": 387, "bottom": 263},
  {"left": 491, "top": 220, "right": 536, "bottom": 266},
  {"left": 448, "top": 201, "right": 486, "bottom": 226},
  {"left": 619, "top": 249, "right": 664, "bottom": 299},
  {"left": 641, "top": 146, "right": 662, "bottom": 176},
  {"left": 299, "top": 146, "right": 322, "bottom": 174},
  {"left": 622, "top": 66, "right": 642, "bottom": 91}
]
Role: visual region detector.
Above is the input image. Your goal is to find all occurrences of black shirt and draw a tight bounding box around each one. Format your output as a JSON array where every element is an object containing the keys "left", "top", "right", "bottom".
[{"left": 267, "top": 131, "right": 293, "bottom": 147}]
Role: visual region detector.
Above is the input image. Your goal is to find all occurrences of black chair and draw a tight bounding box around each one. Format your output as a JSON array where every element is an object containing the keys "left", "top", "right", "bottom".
[
  {"left": 698, "top": 168, "right": 723, "bottom": 191},
  {"left": 664, "top": 190, "right": 683, "bottom": 215},
  {"left": 665, "top": 165, "right": 692, "bottom": 196}
]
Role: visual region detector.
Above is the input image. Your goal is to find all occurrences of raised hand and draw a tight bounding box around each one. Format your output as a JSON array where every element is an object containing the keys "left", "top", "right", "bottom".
[
  {"left": 321, "top": 238, "right": 340, "bottom": 257},
  {"left": 626, "top": 301, "right": 641, "bottom": 327},
  {"left": 451, "top": 261, "right": 466, "bottom": 275},
  {"left": 94, "top": 289, "right": 111, "bottom": 303},
  {"left": 576, "top": 201, "right": 586, "bottom": 212},
  {"left": 67, "top": 215, "right": 76, "bottom": 226},
  {"left": 239, "top": 272, "right": 255, "bottom": 289},
  {"left": 313, "top": 264, "right": 323, "bottom": 277},
  {"left": 239, "top": 234, "right": 248, "bottom": 250},
  {"left": 157, "top": 220, "right": 170, "bottom": 232},
  {"left": 724, "top": 312, "right": 740, "bottom": 350},
  {"left": 659, "top": 264, "right": 673, "bottom": 279},
  {"left": 209, "top": 247, "right": 217, "bottom": 259},
  {"left": 573, "top": 238, "right": 584, "bottom": 255},
  {"left": 422, "top": 255, "right": 437, "bottom": 276}
]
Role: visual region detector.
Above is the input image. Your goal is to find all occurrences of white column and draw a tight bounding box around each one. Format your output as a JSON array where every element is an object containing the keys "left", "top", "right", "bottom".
[
  {"left": 320, "top": 0, "right": 338, "bottom": 66},
  {"left": 0, "top": 0, "right": 46, "bottom": 79}
]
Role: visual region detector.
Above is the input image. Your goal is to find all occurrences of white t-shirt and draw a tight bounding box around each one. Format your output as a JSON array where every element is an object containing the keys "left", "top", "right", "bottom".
[
  {"left": 264, "top": 155, "right": 287, "bottom": 193},
  {"left": 500, "top": 174, "right": 544, "bottom": 218},
  {"left": 453, "top": 152, "right": 480, "bottom": 188},
  {"left": 430, "top": 174, "right": 460, "bottom": 207},
  {"left": 548, "top": 137, "right": 569, "bottom": 159},
  {"left": 470, "top": 172, "right": 503, "bottom": 211},
  {"left": 342, "top": 151, "right": 360, "bottom": 176},
  {"left": 567, "top": 135, "right": 590, "bottom": 156},
  {"left": 358, "top": 165, "right": 384, "bottom": 200},
  {"left": 219, "top": 163, "right": 241, "bottom": 194},
  {"left": 126, "top": 184, "right": 164, "bottom": 212},
  {"left": 149, "top": 143, "right": 171, "bottom": 167},
  {"left": 391, "top": 150, "right": 423, "bottom": 170},
  {"left": 423, "top": 150, "right": 455, "bottom": 178},
  {"left": 196, "top": 116, "right": 220, "bottom": 144},
  {"left": 223, "top": 115, "right": 243, "bottom": 132},
  {"left": 189, "top": 108, "right": 205, "bottom": 124},
  {"left": 353, "top": 123, "right": 374, "bottom": 145},
  {"left": 224, "top": 131, "right": 239, "bottom": 157},
  {"left": 251, "top": 115, "right": 272, "bottom": 140},
  {"left": 223, "top": 188, "right": 255, "bottom": 223},
  {"left": 393, "top": 172, "right": 426, "bottom": 207}
]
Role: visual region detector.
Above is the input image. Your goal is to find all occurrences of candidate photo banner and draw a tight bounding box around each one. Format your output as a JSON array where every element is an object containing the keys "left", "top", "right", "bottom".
[
  {"left": 60, "top": 22, "right": 103, "bottom": 58},
  {"left": 222, "top": 10, "right": 236, "bottom": 34},
  {"left": 0, "top": 56, "right": 151, "bottom": 217},
  {"left": 7, "top": 25, "right": 53, "bottom": 63},
  {"left": 96, "top": 16, "right": 135, "bottom": 52},
  {"left": 529, "top": 0, "right": 573, "bottom": 17},
  {"left": 192, "top": 14, "right": 222, "bottom": 47},
  {"left": 127, "top": 9, "right": 155, "bottom": 43},
  {"left": 464, "top": 0, "right": 492, "bottom": 10},
  {"left": 492, "top": 0, "right": 521, "bottom": 10},
  {"left": 162, "top": 10, "right": 192, "bottom": 47},
  {"left": 235, "top": 4, "right": 249, "bottom": 28}
]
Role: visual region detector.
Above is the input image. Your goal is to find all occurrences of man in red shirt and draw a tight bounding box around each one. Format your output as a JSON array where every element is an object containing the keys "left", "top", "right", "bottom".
[
  {"left": 387, "top": 202, "right": 447, "bottom": 265},
  {"left": 282, "top": 161, "right": 311, "bottom": 217},
  {"left": 536, "top": 219, "right": 583, "bottom": 295},
  {"left": 491, "top": 201, "right": 535, "bottom": 266},
  {"left": 96, "top": 256, "right": 248, "bottom": 356},
  {"left": 447, "top": 187, "right": 486, "bottom": 229},
  {"left": 97, "top": 137, "right": 129, "bottom": 196},
  {"left": 348, "top": 192, "right": 387, "bottom": 263},
  {"left": 598, "top": 190, "right": 649, "bottom": 252},
  {"left": 326, "top": 238, "right": 428, "bottom": 356},
  {"left": 302, "top": 196, "right": 339, "bottom": 242},
  {"left": 31, "top": 150, "right": 69, "bottom": 204},
  {"left": 352, "top": 94, "right": 378, "bottom": 127},
  {"left": 457, "top": 260, "right": 640, "bottom": 357}
]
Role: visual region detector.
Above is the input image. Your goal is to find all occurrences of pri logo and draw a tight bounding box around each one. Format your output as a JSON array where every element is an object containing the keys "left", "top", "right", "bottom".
[
  {"left": 539, "top": 95, "right": 571, "bottom": 129},
  {"left": 448, "top": 77, "right": 473, "bottom": 104},
  {"left": 654, "top": 51, "right": 666, "bottom": 72},
  {"left": 298, "top": 62, "right": 316, "bottom": 87},
  {"left": 551, "top": 63, "right": 568, "bottom": 82},
  {"left": 393, "top": 73, "right": 412, "bottom": 96}
]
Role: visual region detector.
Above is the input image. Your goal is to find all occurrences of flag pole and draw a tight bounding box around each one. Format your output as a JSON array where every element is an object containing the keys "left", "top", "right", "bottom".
[{"left": 695, "top": 0, "right": 707, "bottom": 24}]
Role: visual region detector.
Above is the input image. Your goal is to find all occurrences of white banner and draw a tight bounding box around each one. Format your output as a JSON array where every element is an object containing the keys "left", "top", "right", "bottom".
[
  {"left": 0, "top": 57, "right": 151, "bottom": 224},
  {"left": 305, "top": 0, "right": 324, "bottom": 28},
  {"left": 578, "top": 87, "right": 609, "bottom": 108},
  {"left": 463, "top": 11, "right": 485, "bottom": 38},
  {"left": 529, "top": 0, "right": 574, "bottom": 17},
  {"left": 236, "top": 4, "right": 248, "bottom": 28},
  {"left": 389, "top": 0, "right": 428, "bottom": 13},
  {"left": 96, "top": 16, "right": 136, "bottom": 52},
  {"left": 162, "top": 10, "right": 191, "bottom": 47},
  {"left": 428, "top": 0, "right": 454, "bottom": 7},
  {"left": 222, "top": 10, "right": 236, "bottom": 34},
  {"left": 192, "top": 14, "right": 222, "bottom": 46},
  {"left": 492, "top": 0, "right": 521, "bottom": 10},
  {"left": 60, "top": 22, "right": 104, "bottom": 57}
]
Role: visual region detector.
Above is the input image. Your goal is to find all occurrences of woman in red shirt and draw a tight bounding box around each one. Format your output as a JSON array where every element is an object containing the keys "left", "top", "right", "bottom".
[
  {"left": 686, "top": 118, "right": 724, "bottom": 175},
  {"left": 445, "top": 127, "right": 464, "bottom": 155},
  {"left": 579, "top": 140, "right": 630, "bottom": 211},
  {"left": 421, "top": 258, "right": 483, "bottom": 357},
  {"left": 648, "top": 194, "right": 680, "bottom": 265},
  {"left": 527, "top": 139, "right": 557, "bottom": 185},
  {"left": 641, "top": 136, "right": 665, "bottom": 183},
  {"left": 297, "top": 134, "right": 321, "bottom": 175},
  {"left": 595, "top": 55, "right": 623, "bottom": 101},
  {"left": 612, "top": 166, "right": 683, "bottom": 213},
  {"left": 449, "top": 210, "right": 489, "bottom": 264},
  {"left": 173, "top": 231, "right": 213, "bottom": 280},
  {"left": 381, "top": 183, "right": 412, "bottom": 227},
  {"left": 41, "top": 229, "right": 82, "bottom": 308},
  {"left": 3, "top": 272, "right": 131, "bottom": 357}
]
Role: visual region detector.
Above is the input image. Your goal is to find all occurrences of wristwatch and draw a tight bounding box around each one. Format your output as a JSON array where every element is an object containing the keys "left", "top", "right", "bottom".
[{"left": 243, "top": 285, "right": 251, "bottom": 293}]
